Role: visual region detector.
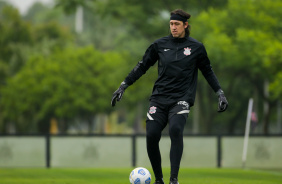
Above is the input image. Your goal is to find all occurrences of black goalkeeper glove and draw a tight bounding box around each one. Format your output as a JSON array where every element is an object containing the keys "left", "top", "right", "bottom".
[
  {"left": 216, "top": 89, "right": 228, "bottom": 112},
  {"left": 111, "top": 82, "right": 129, "bottom": 107}
]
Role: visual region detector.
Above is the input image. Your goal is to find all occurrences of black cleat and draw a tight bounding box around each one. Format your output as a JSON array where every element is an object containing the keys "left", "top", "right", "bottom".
[
  {"left": 169, "top": 178, "right": 179, "bottom": 184},
  {"left": 154, "top": 178, "right": 165, "bottom": 184}
]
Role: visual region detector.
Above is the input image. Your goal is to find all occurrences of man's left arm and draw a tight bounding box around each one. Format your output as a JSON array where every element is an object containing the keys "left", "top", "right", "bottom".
[{"left": 197, "top": 44, "right": 228, "bottom": 112}]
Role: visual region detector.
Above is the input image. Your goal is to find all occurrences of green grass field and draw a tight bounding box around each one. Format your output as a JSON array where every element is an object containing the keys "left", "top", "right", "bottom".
[{"left": 0, "top": 168, "right": 281, "bottom": 184}]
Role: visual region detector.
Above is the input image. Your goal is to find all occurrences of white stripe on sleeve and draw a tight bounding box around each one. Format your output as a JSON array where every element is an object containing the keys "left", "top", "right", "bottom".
[
  {"left": 177, "top": 110, "right": 190, "bottom": 114},
  {"left": 147, "top": 113, "right": 154, "bottom": 120}
]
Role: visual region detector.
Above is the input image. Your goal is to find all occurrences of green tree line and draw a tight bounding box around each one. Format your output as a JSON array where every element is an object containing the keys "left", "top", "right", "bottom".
[{"left": 0, "top": 0, "right": 281, "bottom": 134}]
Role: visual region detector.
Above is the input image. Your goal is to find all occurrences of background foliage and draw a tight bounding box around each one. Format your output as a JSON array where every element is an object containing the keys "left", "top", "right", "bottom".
[{"left": 0, "top": 0, "right": 281, "bottom": 134}]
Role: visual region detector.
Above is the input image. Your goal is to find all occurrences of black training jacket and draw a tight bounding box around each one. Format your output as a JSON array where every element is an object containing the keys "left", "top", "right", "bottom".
[{"left": 124, "top": 35, "right": 221, "bottom": 106}]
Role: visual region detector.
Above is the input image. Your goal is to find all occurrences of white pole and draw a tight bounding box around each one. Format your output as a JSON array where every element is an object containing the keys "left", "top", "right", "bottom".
[
  {"left": 242, "top": 98, "right": 253, "bottom": 168},
  {"left": 75, "top": 6, "right": 83, "bottom": 33}
]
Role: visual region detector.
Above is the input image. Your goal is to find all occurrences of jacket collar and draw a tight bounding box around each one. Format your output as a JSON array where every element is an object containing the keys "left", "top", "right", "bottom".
[{"left": 169, "top": 34, "right": 189, "bottom": 43}]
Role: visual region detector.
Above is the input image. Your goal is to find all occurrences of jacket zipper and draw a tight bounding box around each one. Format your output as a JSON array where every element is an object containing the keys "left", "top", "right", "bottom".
[{"left": 176, "top": 42, "right": 179, "bottom": 60}]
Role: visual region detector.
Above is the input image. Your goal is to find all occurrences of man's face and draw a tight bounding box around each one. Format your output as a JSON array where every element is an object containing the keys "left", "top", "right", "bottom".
[{"left": 170, "top": 20, "right": 188, "bottom": 38}]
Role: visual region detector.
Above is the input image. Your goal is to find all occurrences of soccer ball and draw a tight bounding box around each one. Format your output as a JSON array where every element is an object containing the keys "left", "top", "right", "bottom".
[{"left": 129, "top": 167, "right": 151, "bottom": 184}]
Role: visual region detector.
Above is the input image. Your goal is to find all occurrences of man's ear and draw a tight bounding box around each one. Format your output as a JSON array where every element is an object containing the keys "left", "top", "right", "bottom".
[{"left": 184, "top": 22, "right": 188, "bottom": 28}]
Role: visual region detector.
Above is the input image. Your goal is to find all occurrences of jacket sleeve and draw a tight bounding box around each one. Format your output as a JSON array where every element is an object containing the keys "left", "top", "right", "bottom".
[
  {"left": 124, "top": 42, "right": 159, "bottom": 86},
  {"left": 197, "top": 44, "right": 221, "bottom": 92}
]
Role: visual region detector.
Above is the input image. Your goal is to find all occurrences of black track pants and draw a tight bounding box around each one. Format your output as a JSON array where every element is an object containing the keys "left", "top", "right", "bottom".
[{"left": 146, "top": 114, "right": 186, "bottom": 180}]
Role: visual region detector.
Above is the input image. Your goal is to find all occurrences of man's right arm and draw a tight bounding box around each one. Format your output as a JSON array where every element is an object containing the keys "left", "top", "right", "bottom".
[
  {"left": 111, "top": 43, "right": 159, "bottom": 107},
  {"left": 124, "top": 43, "right": 159, "bottom": 86}
]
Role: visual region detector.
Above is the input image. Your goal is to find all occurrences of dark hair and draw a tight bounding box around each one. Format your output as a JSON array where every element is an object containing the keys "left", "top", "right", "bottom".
[{"left": 170, "top": 9, "right": 191, "bottom": 36}]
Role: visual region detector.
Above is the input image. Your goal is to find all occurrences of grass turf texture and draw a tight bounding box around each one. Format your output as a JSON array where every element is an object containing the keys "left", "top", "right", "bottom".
[{"left": 0, "top": 168, "right": 281, "bottom": 184}]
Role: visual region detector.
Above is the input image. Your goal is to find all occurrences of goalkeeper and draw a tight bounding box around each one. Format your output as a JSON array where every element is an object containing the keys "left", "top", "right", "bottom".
[{"left": 111, "top": 9, "right": 228, "bottom": 184}]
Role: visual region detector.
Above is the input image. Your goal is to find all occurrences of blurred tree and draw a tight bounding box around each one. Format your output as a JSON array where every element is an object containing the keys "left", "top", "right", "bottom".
[
  {"left": 0, "top": 0, "right": 8, "bottom": 9},
  {"left": 24, "top": 2, "right": 75, "bottom": 30},
  {"left": 192, "top": 0, "right": 282, "bottom": 134},
  {"left": 55, "top": 0, "right": 228, "bottom": 40},
  {"left": 0, "top": 46, "right": 128, "bottom": 133},
  {"left": 54, "top": 0, "right": 91, "bottom": 15},
  {"left": 270, "top": 72, "right": 282, "bottom": 100},
  {"left": 24, "top": 2, "right": 53, "bottom": 23},
  {"left": 25, "top": 0, "right": 150, "bottom": 56},
  {"left": 0, "top": 5, "right": 73, "bottom": 133},
  {"left": 0, "top": 5, "right": 73, "bottom": 78},
  {"left": 0, "top": 6, "right": 33, "bottom": 76}
]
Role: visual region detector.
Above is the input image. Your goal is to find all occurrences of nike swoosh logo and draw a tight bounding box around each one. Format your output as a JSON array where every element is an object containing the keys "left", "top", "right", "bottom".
[{"left": 164, "top": 49, "right": 170, "bottom": 51}]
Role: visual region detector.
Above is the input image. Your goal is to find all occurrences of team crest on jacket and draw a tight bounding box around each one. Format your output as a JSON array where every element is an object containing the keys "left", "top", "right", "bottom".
[
  {"left": 184, "top": 47, "right": 191, "bottom": 56},
  {"left": 149, "top": 106, "right": 157, "bottom": 114}
]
